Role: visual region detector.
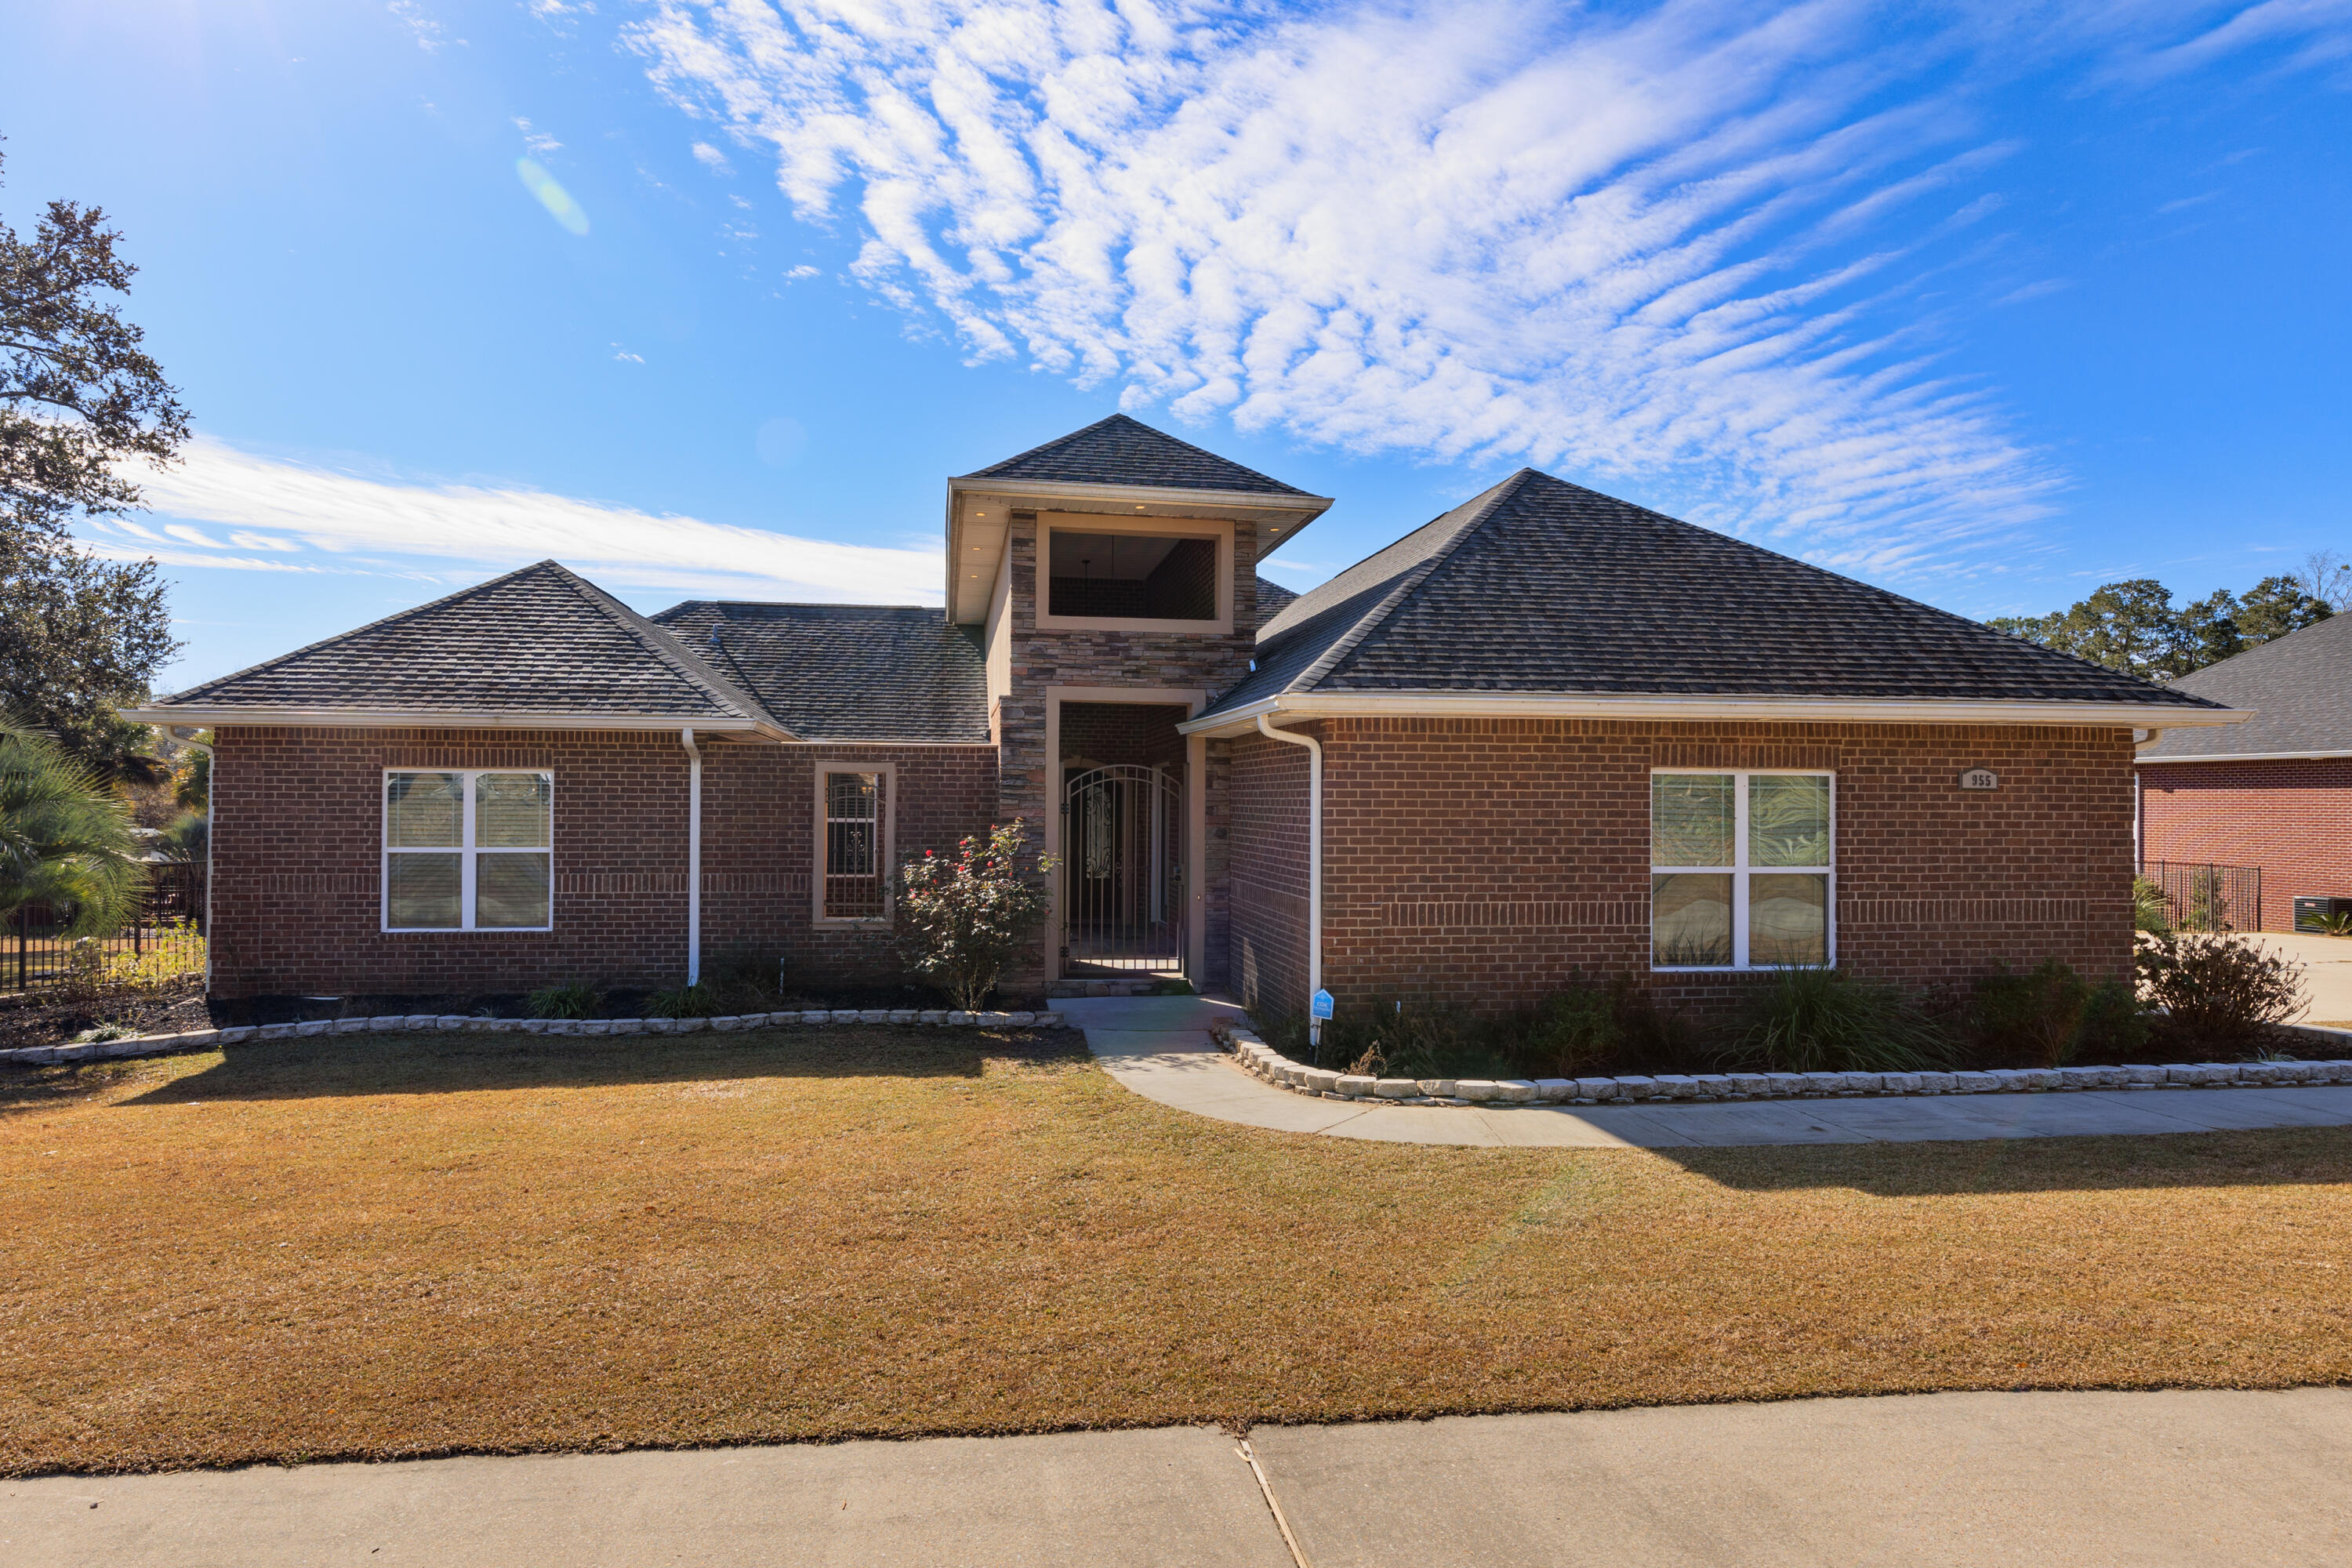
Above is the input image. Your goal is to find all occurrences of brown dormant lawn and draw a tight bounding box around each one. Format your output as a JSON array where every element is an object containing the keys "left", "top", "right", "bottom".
[{"left": 5, "top": 1027, "right": 2351, "bottom": 1475}]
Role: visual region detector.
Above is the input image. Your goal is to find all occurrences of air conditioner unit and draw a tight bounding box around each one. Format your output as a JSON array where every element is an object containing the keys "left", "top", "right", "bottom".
[{"left": 2292, "top": 895, "right": 2352, "bottom": 932}]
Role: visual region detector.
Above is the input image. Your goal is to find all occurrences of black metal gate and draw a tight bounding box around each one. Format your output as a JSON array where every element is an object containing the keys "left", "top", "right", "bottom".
[
  {"left": 1062, "top": 764, "right": 1184, "bottom": 975},
  {"left": 2140, "top": 859, "right": 2263, "bottom": 932}
]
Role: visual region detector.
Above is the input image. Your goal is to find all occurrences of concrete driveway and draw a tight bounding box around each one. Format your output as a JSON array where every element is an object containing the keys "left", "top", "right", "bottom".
[
  {"left": 2252, "top": 931, "right": 2352, "bottom": 1024},
  {"left": 7, "top": 1389, "right": 2348, "bottom": 1566}
]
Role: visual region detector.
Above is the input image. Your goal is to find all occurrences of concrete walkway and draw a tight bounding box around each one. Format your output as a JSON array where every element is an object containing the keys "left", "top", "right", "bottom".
[
  {"left": 1062, "top": 995, "right": 2352, "bottom": 1148},
  {"left": 8, "top": 1388, "right": 2348, "bottom": 1565}
]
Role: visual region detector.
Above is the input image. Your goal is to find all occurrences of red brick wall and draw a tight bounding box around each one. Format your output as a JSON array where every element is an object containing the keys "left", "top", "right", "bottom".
[
  {"left": 209, "top": 727, "right": 996, "bottom": 999},
  {"left": 2137, "top": 757, "right": 2352, "bottom": 929},
  {"left": 1226, "top": 729, "right": 1311, "bottom": 1012},
  {"left": 1224, "top": 717, "right": 2137, "bottom": 1021}
]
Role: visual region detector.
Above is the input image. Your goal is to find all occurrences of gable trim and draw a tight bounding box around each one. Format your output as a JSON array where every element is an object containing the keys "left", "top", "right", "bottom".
[
  {"left": 1179, "top": 691, "right": 2255, "bottom": 739},
  {"left": 121, "top": 706, "right": 792, "bottom": 739}
]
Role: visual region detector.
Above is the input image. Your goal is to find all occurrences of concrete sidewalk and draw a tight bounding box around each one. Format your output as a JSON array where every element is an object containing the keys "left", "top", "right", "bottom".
[
  {"left": 1060, "top": 994, "right": 2352, "bottom": 1148},
  {"left": 8, "top": 1389, "right": 2348, "bottom": 1566}
]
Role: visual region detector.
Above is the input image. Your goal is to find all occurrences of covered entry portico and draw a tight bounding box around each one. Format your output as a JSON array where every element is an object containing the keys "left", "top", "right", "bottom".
[{"left": 1044, "top": 688, "right": 1205, "bottom": 980}]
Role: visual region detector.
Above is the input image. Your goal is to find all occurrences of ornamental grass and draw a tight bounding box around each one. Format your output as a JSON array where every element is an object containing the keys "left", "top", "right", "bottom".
[{"left": 5, "top": 1027, "right": 2351, "bottom": 1476}]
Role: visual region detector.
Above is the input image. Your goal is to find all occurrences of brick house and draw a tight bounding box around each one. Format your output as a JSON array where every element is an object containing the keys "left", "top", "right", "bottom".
[
  {"left": 132, "top": 416, "right": 2245, "bottom": 1014},
  {"left": 2136, "top": 612, "right": 2352, "bottom": 931}
]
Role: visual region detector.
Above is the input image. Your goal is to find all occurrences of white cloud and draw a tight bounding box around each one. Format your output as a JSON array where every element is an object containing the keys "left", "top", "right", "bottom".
[
  {"left": 1994, "top": 278, "right": 2074, "bottom": 306},
  {"left": 387, "top": 0, "right": 445, "bottom": 53},
  {"left": 117, "top": 437, "right": 943, "bottom": 604},
  {"left": 631, "top": 0, "right": 2352, "bottom": 582},
  {"left": 691, "top": 140, "right": 732, "bottom": 172},
  {"left": 513, "top": 116, "right": 564, "bottom": 158}
]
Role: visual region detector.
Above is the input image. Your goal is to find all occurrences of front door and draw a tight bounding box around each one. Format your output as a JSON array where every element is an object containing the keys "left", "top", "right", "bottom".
[{"left": 1061, "top": 764, "right": 1184, "bottom": 976}]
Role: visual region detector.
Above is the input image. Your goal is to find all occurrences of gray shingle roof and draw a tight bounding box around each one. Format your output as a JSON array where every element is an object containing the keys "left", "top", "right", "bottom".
[
  {"left": 2138, "top": 611, "right": 2352, "bottom": 757},
  {"left": 961, "top": 413, "right": 1308, "bottom": 496},
  {"left": 1208, "top": 470, "right": 2232, "bottom": 716},
  {"left": 151, "top": 561, "right": 778, "bottom": 726},
  {"left": 650, "top": 602, "right": 990, "bottom": 743},
  {"left": 1254, "top": 575, "right": 1299, "bottom": 619}
]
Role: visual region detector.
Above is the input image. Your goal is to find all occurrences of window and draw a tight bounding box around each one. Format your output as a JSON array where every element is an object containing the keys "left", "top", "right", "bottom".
[
  {"left": 383, "top": 771, "right": 552, "bottom": 931},
  {"left": 1650, "top": 771, "right": 1832, "bottom": 969},
  {"left": 1033, "top": 516, "right": 1233, "bottom": 633},
  {"left": 818, "top": 768, "right": 891, "bottom": 921},
  {"left": 1048, "top": 530, "right": 1218, "bottom": 620}
]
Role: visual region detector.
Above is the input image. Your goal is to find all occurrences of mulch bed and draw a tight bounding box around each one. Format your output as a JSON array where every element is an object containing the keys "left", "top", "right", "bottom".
[
  {"left": 0, "top": 978, "right": 212, "bottom": 1054},
  {"left": 4, "top": 1025, "right": 2350, "bottom": 1476}
]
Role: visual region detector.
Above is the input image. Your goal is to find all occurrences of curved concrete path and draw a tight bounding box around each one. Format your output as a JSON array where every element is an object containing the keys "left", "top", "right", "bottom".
[{"left": 1060, "top": 994, "right": 2352, "bottom": 1149}]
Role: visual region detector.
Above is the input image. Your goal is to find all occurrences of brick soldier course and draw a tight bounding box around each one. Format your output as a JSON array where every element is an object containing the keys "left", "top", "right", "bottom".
[{"left": 134, "top": 415, "right": 2247, "bottom": 1015}]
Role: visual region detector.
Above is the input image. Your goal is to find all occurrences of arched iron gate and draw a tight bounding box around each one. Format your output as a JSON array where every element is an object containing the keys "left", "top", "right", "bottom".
[{"left": 1062, "top": 763, "right": 1185, "bottom": 975}]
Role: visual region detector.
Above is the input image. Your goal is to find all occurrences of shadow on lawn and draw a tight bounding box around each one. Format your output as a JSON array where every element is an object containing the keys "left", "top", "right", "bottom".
[
  {"left": 92, "top": 1026, "right": 1087, "bottom": 1105},
  {"left": 1660, "top": 1123, "right": 2352, "bottom": 1197}
]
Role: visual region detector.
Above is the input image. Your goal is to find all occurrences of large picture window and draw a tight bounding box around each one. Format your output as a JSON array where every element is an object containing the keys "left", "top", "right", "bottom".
[
  {"left": 1650, "top": 771, "right": 1832, "bottom": 970},
  {"left": 1034, "top": 516, "right": 1234, "bottom": 634},
  {"left": 383, "top": 770, "right": 553, "bottom": 932},
  {"left": 817, "top": 766, "right": 892, "bottom": 923}
]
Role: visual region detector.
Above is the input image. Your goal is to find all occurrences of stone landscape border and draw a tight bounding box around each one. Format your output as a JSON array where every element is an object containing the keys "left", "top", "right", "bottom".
[
  {"left": 1211, "top": 1022, "right": 2352, "bottom": 1106},
  {"left": 0, "top": 1008, "right": 1067, "bottom": 1068}
]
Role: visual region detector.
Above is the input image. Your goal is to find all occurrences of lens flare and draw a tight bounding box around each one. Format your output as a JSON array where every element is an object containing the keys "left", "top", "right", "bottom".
[{"left": 516, "top": 158, "right": 588, "bottom": 236}]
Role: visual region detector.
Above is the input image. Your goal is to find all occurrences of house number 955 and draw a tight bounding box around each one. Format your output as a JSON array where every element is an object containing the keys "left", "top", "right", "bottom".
[{"left": 1958, "top": 767, "right": 1999, "bottom": 790}]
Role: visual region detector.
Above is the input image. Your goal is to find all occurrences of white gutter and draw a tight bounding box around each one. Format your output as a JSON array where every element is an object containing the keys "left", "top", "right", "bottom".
[
  {"left": 2136, "top": 748, "right": 2352, "bottom": 764},
  {"left": 163, "top": 725, "right": 215, "bottom": 994},
  {"left": 1182, "top": 691, "right": 2254, "bottom": 738},
  {"left": 1256, "top": 714, "right": 1321, "bottom": 1033},
  {"left": 680, "top": 728, "right": 702, "bottom": 986}
]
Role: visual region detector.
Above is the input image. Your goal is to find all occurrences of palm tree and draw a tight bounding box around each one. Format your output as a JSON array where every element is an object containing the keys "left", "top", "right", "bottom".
[{"left": 0, "top": 719, "right": 146, "bottom": 936}]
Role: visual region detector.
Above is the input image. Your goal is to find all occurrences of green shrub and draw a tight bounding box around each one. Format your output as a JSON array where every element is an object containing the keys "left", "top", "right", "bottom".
[
  {"left": 644, "top": 982, "right": 721, "bottom": 1020},
  {"left": 527, "top": 982, "right": 602, "bottom": 1020},
  {"left": 1973, "top": 960, "right": 2151, "bottom": 1067},
  {"left": 702, "top": 949, "right": 792, "bottom": 1011},
  {"left": 2078, "top": 978, "right": 2151, "bottom": 1060},
  {"left": 1729, "top": 967, "right": 1949, "bottom": 1075},
  {"left": 1520, "top": 985, "right": 1622, "bottom": 1078},
  {"left": 2132, "top": 877, "right": 2173, "bottom": 935},
  {"left": 2136, "top": 932, "right": 2304, "bottom": 1051},
  {"left": 896, "top": 821, "right": 1054, "bottom": 1011},
  {"left": 1261, "top": 980, "right": 1693, "bottom": 1080}
]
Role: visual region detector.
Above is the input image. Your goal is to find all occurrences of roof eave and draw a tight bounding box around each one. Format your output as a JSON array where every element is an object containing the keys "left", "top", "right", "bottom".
[
  {"left": 944, "top": 475, "right": 1335, "bottom": 625},
  {"left": 123, "top": 706, "right": 796, "bottom": 741},
  {"left": 1178, "top": 690, "right": 2252, "bottom": 739},
  {"left": 2135, "top": 745, "right": 2347, "bottom": 765}
]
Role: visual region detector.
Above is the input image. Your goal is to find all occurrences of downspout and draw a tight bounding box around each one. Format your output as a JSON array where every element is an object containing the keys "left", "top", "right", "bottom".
[
  {"left": 681, "top": 728, "right": 702, "bottom": 985},
  {"left": 167, "top": 726, "right": 215, "bottom": 993},
  {"left": 1256, "top": 714, "right": 1321, "bottom": 1026}
]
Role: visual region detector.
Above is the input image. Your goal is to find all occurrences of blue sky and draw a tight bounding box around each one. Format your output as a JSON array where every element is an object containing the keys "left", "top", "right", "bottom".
[{"left": 5, "top": 0, "right": 2347, "bottom": 692}]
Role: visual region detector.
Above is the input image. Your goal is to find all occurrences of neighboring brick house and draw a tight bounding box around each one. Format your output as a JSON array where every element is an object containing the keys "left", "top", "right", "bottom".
[
  {"left": 2135, "top": 612, "right": 2352, "bottom": 931},
  {"left": 132, "top": 415, "right": 2245, "bottom": 1012}
]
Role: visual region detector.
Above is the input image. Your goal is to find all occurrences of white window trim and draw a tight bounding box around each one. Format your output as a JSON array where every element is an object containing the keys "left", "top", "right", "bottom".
[
  {"left": 381, "top": 768, "right": 554, "bottom": 934},
  {"left": 1033, "top": 513, "right": 1235, "bottom": 635},
  {"left": 814, "top": 761, "right": 897, "bottom": 927},
  {"left": 1649, "top": 768, "right": 1835, "bottom": 972}
]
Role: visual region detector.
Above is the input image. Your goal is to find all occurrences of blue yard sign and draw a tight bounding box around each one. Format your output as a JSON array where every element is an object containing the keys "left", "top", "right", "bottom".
[{"left": 1310, "top": 989, "right": 1335, "bottom": 1021}]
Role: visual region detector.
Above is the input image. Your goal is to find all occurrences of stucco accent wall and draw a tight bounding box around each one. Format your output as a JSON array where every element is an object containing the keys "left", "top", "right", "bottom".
[{"left": 2138, "top": 757, "right": 2352, "bottom": 929}]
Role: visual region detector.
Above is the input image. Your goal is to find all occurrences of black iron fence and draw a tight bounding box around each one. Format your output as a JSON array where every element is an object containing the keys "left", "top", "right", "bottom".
[
  {"left": 2140, "top": 859, "right": 2262, "bottom": 933},
  {"left": 4, "top": 862, "right": 207, "bottom": 994}
]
